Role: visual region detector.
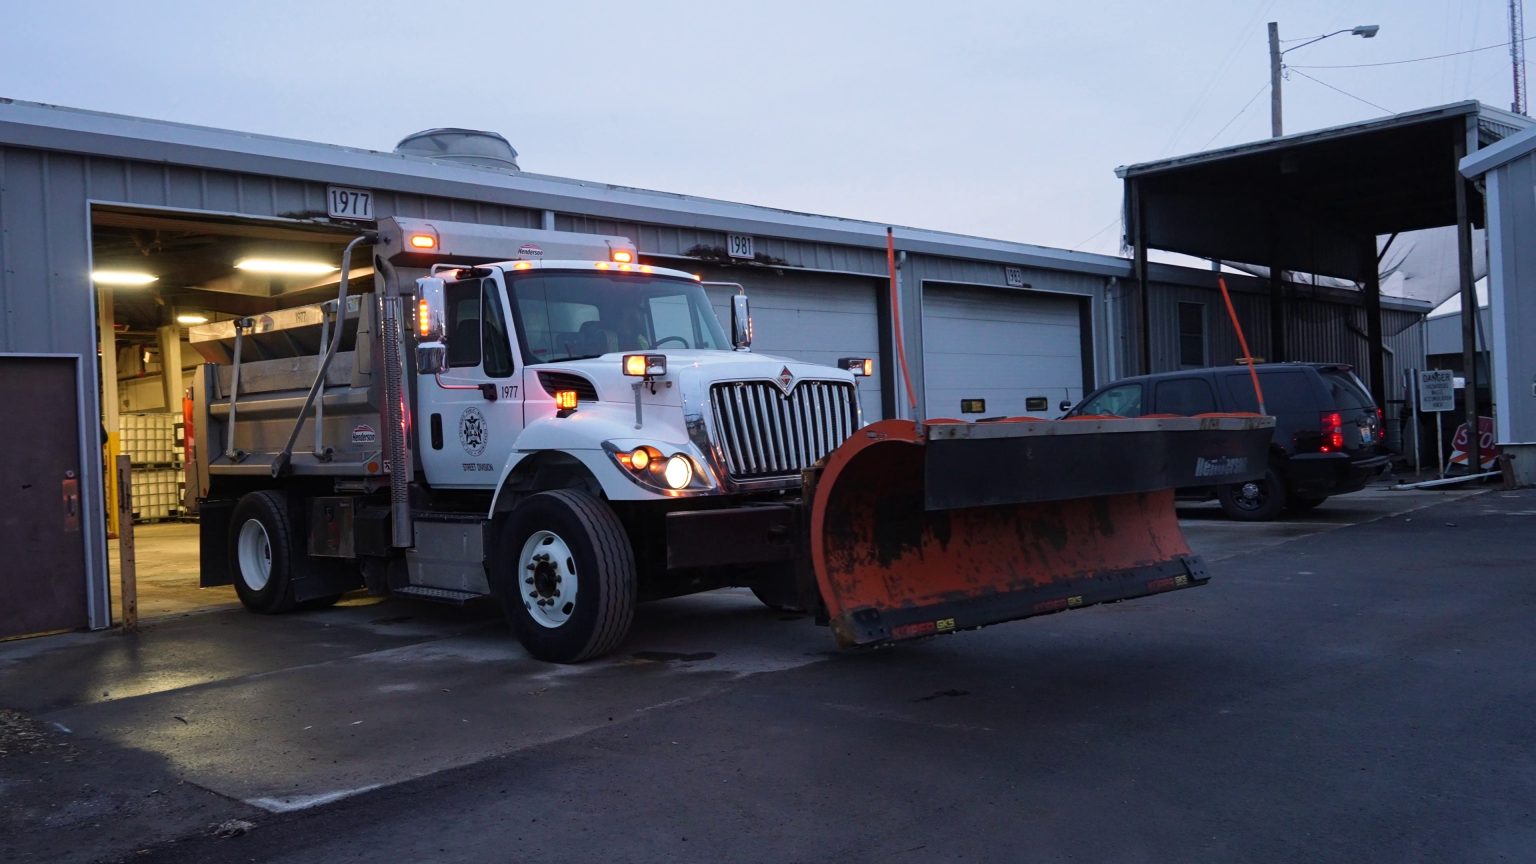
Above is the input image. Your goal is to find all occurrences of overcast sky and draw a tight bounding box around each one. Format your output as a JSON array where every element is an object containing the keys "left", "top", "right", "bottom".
[{"left": 0, "top": 0, "right": 1524, "bottom": 258}]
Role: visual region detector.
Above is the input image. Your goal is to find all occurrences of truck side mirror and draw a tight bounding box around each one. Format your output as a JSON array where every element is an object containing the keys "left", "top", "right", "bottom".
[
  {"left": 731, "top": 293, "right": 753, "bottom": 350},
  {"left": 415, "top": 277, "right": 449, "bottom": 375}
]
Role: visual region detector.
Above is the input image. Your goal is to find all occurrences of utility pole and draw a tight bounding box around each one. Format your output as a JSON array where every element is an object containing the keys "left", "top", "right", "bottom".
[
  {"left": 1268, "top": 22, "right": 1379, "bottom": 138},
  {"left": 1269, "top": 22, "right": 1284, "bottom": 137}
]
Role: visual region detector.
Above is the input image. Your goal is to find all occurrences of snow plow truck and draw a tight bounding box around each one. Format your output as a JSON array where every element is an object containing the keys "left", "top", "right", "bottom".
[{"left": 189, "top": 218, "right": 1273, "bottom": 662}]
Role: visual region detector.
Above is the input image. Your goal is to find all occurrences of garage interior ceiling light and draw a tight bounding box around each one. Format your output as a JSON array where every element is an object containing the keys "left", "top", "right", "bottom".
[
  {"left": 92, "top": 270, "right": 158, "bottom": 286},
  {"left": 234, "top": 258, "right": 338, "bottom": 275},
  {"left": 175, "top": 312, "right": 209, "bottom": 325}
]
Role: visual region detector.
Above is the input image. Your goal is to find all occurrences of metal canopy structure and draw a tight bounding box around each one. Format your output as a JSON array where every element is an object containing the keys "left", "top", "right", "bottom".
[{"left": 1117, "top": 100, "right": 1530, "bottom": 472}]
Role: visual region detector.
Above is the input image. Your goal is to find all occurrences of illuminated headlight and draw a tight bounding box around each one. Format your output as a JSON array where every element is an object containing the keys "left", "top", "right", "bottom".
[
  {"left": 663, "top": 455, "right": 693, "bottom": 489},
  {"left": 603, "top": 442, "right": 713, "bottom": 493}
]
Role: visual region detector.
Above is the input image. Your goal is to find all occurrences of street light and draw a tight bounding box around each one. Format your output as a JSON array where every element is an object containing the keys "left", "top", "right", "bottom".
[{"left": 1268, "top": 22, "right": 1381, "bottom": 137}]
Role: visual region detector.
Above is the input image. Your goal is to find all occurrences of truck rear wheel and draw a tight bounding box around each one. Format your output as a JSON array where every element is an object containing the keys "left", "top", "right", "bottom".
[
  {"left": 497, "top": 490, "right": 636, "bottom": 663},
  {"left": 229, "top": 490, "right": 298, "bottom": 614}
]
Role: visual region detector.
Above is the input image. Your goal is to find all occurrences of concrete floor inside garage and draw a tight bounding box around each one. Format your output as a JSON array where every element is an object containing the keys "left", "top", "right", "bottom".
[{"left": 107, "top": 523, "right": 236, "bottom": 620}]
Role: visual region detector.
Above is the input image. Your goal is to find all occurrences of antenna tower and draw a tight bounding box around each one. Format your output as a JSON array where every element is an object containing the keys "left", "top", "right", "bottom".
[{"left": 1513, "top": 0, "right": 1529, "bottom": 114}]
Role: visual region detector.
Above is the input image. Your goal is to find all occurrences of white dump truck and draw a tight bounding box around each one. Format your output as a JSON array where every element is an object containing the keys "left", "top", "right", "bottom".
[{"left": 192, "top": 217, "right": 1272, "bottom": 662}]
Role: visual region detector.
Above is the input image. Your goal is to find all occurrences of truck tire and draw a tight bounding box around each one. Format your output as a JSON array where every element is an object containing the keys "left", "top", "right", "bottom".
[
  {"left": 229, "top": 490, "right": 298, "bottom": 614},
  {"left": 750, "top": 573, "right": 805, "bottom": 613},
  {"left": 497, "top": 489, "right": 636, "bottom": 663},
  {"left": 1216, "top": 466, "right": 1287, "bottom": 521}
]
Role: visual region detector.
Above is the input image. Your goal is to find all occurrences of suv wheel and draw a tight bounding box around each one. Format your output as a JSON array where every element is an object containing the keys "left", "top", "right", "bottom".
[{"left": 1217, "top": 467, "right": 1287, "bottom": 521}]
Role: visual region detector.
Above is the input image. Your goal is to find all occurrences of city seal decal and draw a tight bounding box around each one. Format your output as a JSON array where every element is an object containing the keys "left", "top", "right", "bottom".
[{"left": 459, "top": 406, "right": 488, "bottom": 457}]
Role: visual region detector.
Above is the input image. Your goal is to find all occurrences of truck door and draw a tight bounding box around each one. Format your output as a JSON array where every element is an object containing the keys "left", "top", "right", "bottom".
[{"left": 417, "top": 273, "right": 522, "bottom": 489}]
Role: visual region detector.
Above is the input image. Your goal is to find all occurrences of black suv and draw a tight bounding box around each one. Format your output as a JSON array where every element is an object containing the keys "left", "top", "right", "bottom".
[{"left": 1067, "top": 363, "right": 1390, "bottom": 520}]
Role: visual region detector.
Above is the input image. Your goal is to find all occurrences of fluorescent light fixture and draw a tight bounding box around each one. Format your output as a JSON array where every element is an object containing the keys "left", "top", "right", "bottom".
[
  {"left": 176, "top": 312, "right": 209, "bottom": 325},
  {"left": 234, "top": 258, "right": 338, "bottom": 276},
  {"left": 92, "top": 270, "right": 158, "bottom": 286}
]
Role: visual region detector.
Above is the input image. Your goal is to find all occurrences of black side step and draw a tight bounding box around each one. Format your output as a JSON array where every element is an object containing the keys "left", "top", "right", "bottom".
[{"left": 391, "top": 585, "right": 484, "bottom": 605}]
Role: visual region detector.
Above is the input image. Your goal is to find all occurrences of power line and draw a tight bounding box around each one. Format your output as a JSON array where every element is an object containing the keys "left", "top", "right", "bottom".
[
  {"left": 1158, "top": 0, "right": 1279, "bottom": 155},
  {"left": 1291, "top": 34, "right": 1536, "bottom": 69},
  {"left": 1200, "top": 79, "right": 1272, "bottom": 149},
  {"left": 1289, "top": 68, "right": 1396, "bottom": 114},
  {"left": 1071, "top": 214, "right": 1123, "bottom": 252}
]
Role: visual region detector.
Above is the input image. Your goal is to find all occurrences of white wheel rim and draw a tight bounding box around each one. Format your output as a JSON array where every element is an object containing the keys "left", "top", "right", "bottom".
[
  {"left": 236, "top": 519, "right": 272, "bottom": 592},
  {"left": 518, "top": 530, "right": 578, "bottom": 629}
]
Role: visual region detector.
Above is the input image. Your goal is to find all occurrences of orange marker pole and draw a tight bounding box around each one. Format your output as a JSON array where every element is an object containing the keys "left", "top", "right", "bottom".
[
  {"left": 887, "top": 228, "right": 918, "bottom": 416},
  {"left": 1218, "top": 277, "right": 1266, "bottom": 415}
]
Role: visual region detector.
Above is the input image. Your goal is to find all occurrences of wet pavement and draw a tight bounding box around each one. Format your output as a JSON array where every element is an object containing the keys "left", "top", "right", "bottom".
[{"left": 2, "top": 483, "right": 1529, "bottom": 863}]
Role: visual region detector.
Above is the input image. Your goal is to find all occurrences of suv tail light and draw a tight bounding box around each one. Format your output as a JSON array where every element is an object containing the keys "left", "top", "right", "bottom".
[
  {"left": 1320, "top": 412, "right": 1344, "bottom": 452},
  {"left": 1376, "top": 407, "right": 1384, "bottom": 429}
]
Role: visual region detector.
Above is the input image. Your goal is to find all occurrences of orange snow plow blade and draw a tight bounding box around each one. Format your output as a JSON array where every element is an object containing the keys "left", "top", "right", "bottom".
[{"left": 807, "top": 415, "right": 1274, "bottom": 647}]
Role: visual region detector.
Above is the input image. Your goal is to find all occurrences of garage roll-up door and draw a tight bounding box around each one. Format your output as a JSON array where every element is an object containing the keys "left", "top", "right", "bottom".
[
  {"left": 922, "top": 283, "right": 1085, "bottom": 419},
  {"left": 700, "top": 269, "right": 883, "bottom": 422}
]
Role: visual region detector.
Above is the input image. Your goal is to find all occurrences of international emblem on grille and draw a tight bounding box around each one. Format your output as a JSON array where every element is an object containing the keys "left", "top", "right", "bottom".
[{"left": 775, "top": 366, "right": 795, "bottom": 395}]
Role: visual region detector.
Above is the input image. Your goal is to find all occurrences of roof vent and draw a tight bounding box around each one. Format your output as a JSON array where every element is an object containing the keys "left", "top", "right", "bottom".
[{"left": 393, "top": 128, "right": 519, "bottom": 170}]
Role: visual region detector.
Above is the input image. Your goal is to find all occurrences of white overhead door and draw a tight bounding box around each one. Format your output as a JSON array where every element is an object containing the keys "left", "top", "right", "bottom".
[
  {"left": 922, "top": 284, "right": 1085, "bottom": 419},
  {"left": 702, "top": 270, "right": 883, "bottom": 422}
]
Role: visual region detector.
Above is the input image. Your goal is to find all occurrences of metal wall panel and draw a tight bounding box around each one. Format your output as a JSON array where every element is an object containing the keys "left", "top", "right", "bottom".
[
  {"left": 1138, "top": 273, "right": 1428, "bottom": 451},
  {"left": 1487, "top": 154, "right": 1536, "bottom": 443},
  {"left": 0, "top": 147, "right": 107, "bottom": 628},
  {"left": 556, "top": 214, "right": 888, "bottom": 275}
]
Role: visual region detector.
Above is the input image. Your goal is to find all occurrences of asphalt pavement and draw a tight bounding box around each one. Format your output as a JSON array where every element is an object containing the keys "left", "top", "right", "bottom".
[{"left": 2, "top": 484, "right": 1531, "bottom": 863}]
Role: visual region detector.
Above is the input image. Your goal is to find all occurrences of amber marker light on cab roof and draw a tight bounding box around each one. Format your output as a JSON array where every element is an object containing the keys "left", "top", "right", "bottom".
[
  {"left": 409, "top": 233, "right": 437, "bottom": 249},
  {"left": 612, "top": 250, "right": 635, "bottom": 263}
]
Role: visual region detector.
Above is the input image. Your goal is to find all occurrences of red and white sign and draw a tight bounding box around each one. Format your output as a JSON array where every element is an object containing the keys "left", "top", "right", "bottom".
[{"left": 1448, "top": 416, "right": 1500, "bottom": 471}]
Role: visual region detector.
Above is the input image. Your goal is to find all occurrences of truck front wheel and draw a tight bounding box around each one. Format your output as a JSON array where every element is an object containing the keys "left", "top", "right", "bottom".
[
  {"left": 229, "top": 490, "right": 298, "bottom": 614},
  {"left": 497, "top": 490, "right": 637, "bottom": 663}
]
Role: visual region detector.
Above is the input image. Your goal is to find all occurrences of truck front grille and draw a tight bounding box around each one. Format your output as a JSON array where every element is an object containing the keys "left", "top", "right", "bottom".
[{"left": 709, "top": 380, "right": 858, "bottom": 480}]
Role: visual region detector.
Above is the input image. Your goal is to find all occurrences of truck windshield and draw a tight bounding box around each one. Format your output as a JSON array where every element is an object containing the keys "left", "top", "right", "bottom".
[{"left": 507, "top": 272, "right": 731, "bottom": 364}]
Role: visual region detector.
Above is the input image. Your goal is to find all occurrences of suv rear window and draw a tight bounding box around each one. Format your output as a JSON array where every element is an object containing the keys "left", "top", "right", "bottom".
[
  {"left": 1154, "top": 377, "right": 1217, "bottom": 415},
  {"left": 1320, "top": 369, "right": 1375, "bottom": 410},
  {"left": 1222, "top": 370, "right": 1314, "bottom": 413}
]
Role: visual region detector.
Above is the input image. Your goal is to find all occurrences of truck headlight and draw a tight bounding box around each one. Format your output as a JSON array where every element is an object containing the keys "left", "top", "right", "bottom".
[
  {"left": 663, "top": 455, "right": 693, "bottom": 489},
  {"left": 603, "top": 442, "right": 714, "bottom": 493}
]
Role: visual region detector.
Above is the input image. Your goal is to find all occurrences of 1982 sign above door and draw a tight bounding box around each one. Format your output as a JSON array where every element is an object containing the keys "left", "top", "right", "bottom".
[{"left": 327, "top": 186, "right": 375, "bottom": 221}]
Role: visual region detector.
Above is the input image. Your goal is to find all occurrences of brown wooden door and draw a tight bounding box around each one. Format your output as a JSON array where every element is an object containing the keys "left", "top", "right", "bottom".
[{"left": 0, "top": 356, "right": 88, "bottom": 638}]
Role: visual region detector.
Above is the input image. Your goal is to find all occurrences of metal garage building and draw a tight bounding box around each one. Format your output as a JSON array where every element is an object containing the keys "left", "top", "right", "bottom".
[{"left": 0, "top": 99, "right": 1429, "bottom": 636}]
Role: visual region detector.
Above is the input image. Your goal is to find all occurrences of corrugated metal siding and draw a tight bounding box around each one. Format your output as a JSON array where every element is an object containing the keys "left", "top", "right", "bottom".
[
  {"left": 556, "top": 213, "right": 887, "bottom": 275},
  {"left": 1137, "top": 274, "right": 1429, "bottom": 451},
  {"left": 74, "top": 156, "right": 541, "bottom": 227},
  {"left": 1144, "top": 279, "right": 1271, "bottom": 373}
]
